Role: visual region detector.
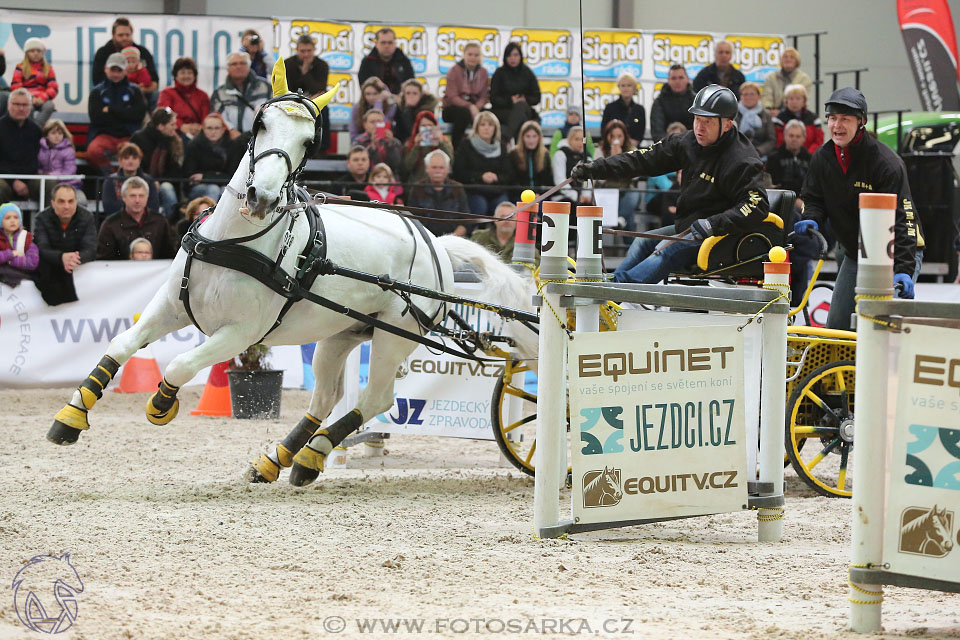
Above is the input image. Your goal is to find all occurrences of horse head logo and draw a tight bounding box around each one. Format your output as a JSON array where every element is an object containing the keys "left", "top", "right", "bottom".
[
  {"left": 12, "top": 553, "right": 83, "bottom": 634},
  {"left": 582, "top": 466, "right": 623, "bottom": 508},
  {"left": 899, "top": 505, "right": 955, "bottom": 558}
]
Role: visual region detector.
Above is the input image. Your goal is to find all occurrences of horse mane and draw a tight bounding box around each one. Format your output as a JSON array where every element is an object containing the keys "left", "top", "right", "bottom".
[{"left": 901, "top": 508, "right": 935, "bottom": 535}]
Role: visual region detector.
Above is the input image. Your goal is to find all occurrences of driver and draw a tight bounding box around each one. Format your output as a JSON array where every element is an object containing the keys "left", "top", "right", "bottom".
[{"left": 572, "top": 84, "right": 768, "bottom": 283}]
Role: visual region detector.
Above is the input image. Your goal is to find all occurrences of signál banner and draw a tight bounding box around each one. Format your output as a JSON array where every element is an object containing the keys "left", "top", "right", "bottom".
[
  {"left": 883, "top": 323, "right": 960, "bottom": 583},
  {"left": 898, "top": 0, "right": 960, "bottom": 111},
  {"left": 569, "top": 324, "right": 748, "bottom": 526}
]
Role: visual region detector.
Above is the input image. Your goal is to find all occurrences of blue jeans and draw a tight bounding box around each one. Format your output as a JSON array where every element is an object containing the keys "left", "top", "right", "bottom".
[
  {"left": 826, "top": 245, "right": 924, "bottom": 330},
  {"left": 159, "top": 181, "right": 179, "bottom": 218},
  {"left": 188, "top": 183, "right": 223, "bottom": 202},
  {"left": 467, "top": 191, "right": 509, "bottom": 215},
  {"left": 618, "top": 190, "right": 641, "bottom": 231},
  {"left": 612, "top": 224, "right": 702, "bottom": 284}
]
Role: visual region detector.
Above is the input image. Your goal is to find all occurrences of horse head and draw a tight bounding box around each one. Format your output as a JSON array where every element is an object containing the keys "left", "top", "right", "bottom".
[
  {"left": 601, "top": 466, "right": 622, "bottom": 501},
  {"left": 929, "top": 505, "right": 954, "bottom": 552},
  {"left": 244, "top": 58, "right": 338, "bottom": 219},
  {"left": 12, "top": 553, "right": 84, "bottom": 633}
]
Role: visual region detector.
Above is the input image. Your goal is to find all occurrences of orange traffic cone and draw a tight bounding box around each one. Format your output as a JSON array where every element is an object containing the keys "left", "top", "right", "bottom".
[
  {"left": 112, "top": 342, "right": 163, "bottom": 393},
  {"left": 190, "top": 360, "right": 233, "bottom": 416}
]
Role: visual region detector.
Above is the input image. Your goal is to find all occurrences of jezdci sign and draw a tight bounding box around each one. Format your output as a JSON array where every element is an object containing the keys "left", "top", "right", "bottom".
[{"left": 569, "top": 324, "right": 748, "bottom": 526}]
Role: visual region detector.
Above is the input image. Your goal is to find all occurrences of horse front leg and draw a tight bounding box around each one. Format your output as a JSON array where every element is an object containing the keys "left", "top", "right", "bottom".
[
  {"left": 247, "top": 329, "right": 366, "bottom": 483},
  {"left": 144, "top": 324, "right": 258, "bottom": 426},
  {"left": 289, "top": 328, "right": 412, "bottom": 487},
  {"left": 48, "top": 296, "right": 188, "bottom": 445}
]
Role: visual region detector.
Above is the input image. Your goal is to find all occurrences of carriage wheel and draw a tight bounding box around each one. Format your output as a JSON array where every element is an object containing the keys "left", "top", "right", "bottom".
[
  {"left": 785, "top": 360, "right": 856, "bottom": 498},
  {"left": 490, "top": 360, "right": 569, "bottom": 477}
]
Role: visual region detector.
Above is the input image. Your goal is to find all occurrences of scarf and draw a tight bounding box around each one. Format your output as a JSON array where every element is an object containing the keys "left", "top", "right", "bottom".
[
  {"left": 738, "top": 102, "right": 764, "bottom": 135},
  {"left": 834, "top": 129, "right": 864, "bottom": 175},
  {"left": 469, "top": 135, "right": 501, "bottom": 159}
]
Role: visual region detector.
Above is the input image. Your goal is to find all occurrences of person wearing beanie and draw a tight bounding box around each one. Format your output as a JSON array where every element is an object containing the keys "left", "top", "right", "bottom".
[
  {"left": 0, "top": 203, "right": 40, "bottom": 287},
  {"left": 11, "top": 37, "right": 58, "bottom": 126},
  {"left": 92, "top": 16, "right": 158, "bottom": 100},
  {"left": 122, "top": 45, "right": 153, "bottom": 96}
]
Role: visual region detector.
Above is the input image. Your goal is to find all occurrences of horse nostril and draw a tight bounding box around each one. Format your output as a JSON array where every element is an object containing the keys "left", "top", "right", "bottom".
[{"left": 247, "top": 186, "right": 258, "bottom": 205}]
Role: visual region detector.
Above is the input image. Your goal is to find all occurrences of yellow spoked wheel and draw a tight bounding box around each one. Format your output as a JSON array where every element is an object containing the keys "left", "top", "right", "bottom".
[
  {"left": 785, "top": 360, "right": 855, "bottom": 498},
  {"left": 490, "top": 360, "right": 569, "bottom": 477}
]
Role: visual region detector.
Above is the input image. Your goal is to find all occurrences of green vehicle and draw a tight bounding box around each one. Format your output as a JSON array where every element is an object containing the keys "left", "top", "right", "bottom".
[{"left": 870, "top": 111, "right": 960, "bottom": 153}]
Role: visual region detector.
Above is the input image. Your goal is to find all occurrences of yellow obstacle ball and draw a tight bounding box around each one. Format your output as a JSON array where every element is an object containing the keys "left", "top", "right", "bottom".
[
  {"left": 520, "top": 189, "right": 536, "bottom": 203},
  {"left": 768, "top": 246, "right": 787, "bottom": 263},
  {"left": 133, "top": 313, "right": 141, "bottom": 323}
]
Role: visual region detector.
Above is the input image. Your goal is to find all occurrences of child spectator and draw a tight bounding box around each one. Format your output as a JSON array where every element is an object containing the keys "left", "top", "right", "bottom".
[
  {"left": 350, "top": 77, "right": 395, "bottom": 145},
  {"left": 183, "top": 113, "right": 238, "bottom": 201},
  {"left": 128, "top": 237, "right": 153, "bottom": 260},
  {"left": 774, "top": 84, "right": 824, "bottom": 155},
  {"left": 393, "top": 79, "right": 437, "bottom": 144},
  {"left": 596, "top": 119, "right": 639, "bottom": 229},
  {"left": 38, "top": 119, "right": 86, "bottom": 204},
  {"left": 101, "top": 142, "right": 161, "bottom": 215},
  {"left": 490, "top": 42, "right": 541, "bottom": 143},
  {"left": 509, "top": 120, "right": 553, "bottom": 200},
  {"left": 354, "top": 109, "right": 404, "bottom": 177},
  {"left": 11, "top": 38, "right": 58, "bottom": 126},
  {"left": 402, "top": 110, "right": 454, "bottom": 182},
  {"left": 551, "top": 125, "right": 593, "bottom": 205},
  {"left": 453, "top": 111, "right": 512, "bottom": 215},
  {"left": 131, "top": 108, "right": 183, "bottom": 218},
  {"left": 442, "top": 42, "right": 489, "bottom": 146},
  {"left": 176, "top": 195, "right": 215, "bottom": 240},
  {"left": 157, "top": 57, "right": 210, "bottom": 138},
  {"left": 363, "top": 163, "right": 403, "bottom": 204},
  {"left": 122, "top": 46, "right": 153, "bottom": 97},
  {"left": 0, "top": 203, "right": 39, "bottom": 287}
]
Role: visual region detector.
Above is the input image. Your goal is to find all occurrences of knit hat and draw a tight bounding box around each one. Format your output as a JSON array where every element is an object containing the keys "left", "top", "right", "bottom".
[
  {"left": 106, "top": 53, "right": 127, "bottom": 69},
  {"left": 23, "top": 37, "right": 45, "bottom": 52},
  {"left": 0, "top": 203, "right": 23, "bottom": 228},
  {"left": 121, "top": 46, "right": 140, "bottom": 60}
]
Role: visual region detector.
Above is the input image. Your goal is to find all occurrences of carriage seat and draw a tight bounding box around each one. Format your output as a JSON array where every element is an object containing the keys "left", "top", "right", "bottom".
[{"left": 690, "top": 189, "right": 796, "bottom": 278}]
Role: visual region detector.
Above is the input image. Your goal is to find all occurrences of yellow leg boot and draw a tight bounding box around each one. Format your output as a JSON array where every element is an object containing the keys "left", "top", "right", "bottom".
[
  {"left": 145, "top": 379, "right": 180, "bottom": 425},
  {"left": 47, "top": 355, "right": 120, "bottom": 445},
  {"left": 247, "top": 414, "right": 323, "bottom": 483}
]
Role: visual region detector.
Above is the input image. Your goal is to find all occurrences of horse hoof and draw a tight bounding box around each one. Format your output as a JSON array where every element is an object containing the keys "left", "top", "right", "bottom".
[
  {"left": 288, "top": 462, "right": 320, "bottom": 487},
  {"left": 247, "top": 455, "right": 280, "bottom": 483},
  {"left": 145, "top": 397, "right": 179, "bottom": 426},
  {"left": 47, "top": 420, "right": 83, "bottom": 446}
]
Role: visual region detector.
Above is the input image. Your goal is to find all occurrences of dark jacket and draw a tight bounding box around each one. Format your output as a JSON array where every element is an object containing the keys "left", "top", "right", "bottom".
[
  {"left": 766, "top": 145, "right": 812, "bottom": 195},
  {"left": 331, "top": 172, "right": 371, "bottom": 200},
  {"left": 584, "top": 128, "right": 768, "bottom": 235},
  {"left": 800, "top": 132, "right": 920, "bottom": 275},
  {"left": 650, "top": 84, "right": 695, "bottom": 141},
  {"left": 735, "top": 107, "right": 777, "bottom": 157},
  {"left": 284, "top": 55, "right": 330, "bottom": 97},
  {"left": 601, "top": 98, "right": 646, "bottom": 142},
  {"left": 101, "top": 169, "right": 161, "bottom": 215},
  {"left": 93, "top": 42, "right": 158, "bottom": 86},
  {"left": 490, "top": 64, "right": 541, "bottom": 113},
  {"left": 242, "top": 46, "right": 269, "bottom": 79},
  {"left": 358, "top": 48, "right": 415, "bottom": 95},
  {"left": 97, "top": 208, "right": 177, "bottom": 260},
  {"left": 693, "top": 63, "right": 746, "bottom": 97},
  {"left": 0, "top": 114, "right": 42, "bottom": 174},
  {"left": 774, "top": 108, "right": 824, "bottom": 156},
  {"left": 510, "top": 149, "right": 554, "bottom": 195},
  {"left": 453, "top": 139, "right": 513, "bottom": 186},
  {"left": 406, "top": 179, "right": 470, "bottom": 236},
  {"left": 32, "top": 206, "right": 98, "bottom": 305},
  {"left": 87, "top": 78, "right": 147, "bottom": 140},
  {"left": 183, "top": 133, "right": 242, "bottom": 182},
  {"left": 130, "top": 126, "right": 182, "bottom": 180}
]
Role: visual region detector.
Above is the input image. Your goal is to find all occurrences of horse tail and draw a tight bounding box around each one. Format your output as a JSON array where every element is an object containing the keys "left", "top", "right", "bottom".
[{"left": 437, "top": 235, "right": 533, "bottom": 313}]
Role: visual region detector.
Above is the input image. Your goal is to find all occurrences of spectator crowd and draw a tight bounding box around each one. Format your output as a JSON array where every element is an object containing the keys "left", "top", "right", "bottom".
[{"left": 0, "top": 15, "right": 834, "bottom": 303}]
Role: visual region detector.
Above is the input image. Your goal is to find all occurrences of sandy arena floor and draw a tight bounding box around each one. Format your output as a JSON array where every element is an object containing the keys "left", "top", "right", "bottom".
[{"left": 0, "top": 388, "right": 958, "bottom": 640}]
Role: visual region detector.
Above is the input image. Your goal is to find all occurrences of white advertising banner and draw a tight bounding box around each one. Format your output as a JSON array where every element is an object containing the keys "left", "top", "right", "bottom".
[
  {"left": 883, "top": 323, "right": 960, "bottom": 583},
  {"left": 569, "top": 324, "right": 748, "bottom": 526},
  {"left": 0, "top": 260, "right": 304, "bottom": 390}
]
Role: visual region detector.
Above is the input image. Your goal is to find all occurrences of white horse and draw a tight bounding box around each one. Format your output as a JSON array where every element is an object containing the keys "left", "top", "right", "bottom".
[{"left": 49, "top": 58, "right": 537, "bottom": 486}]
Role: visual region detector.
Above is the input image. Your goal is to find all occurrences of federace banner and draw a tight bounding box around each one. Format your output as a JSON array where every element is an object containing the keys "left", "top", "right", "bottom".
[{"left": 898, "top": 0, "right": 960, "bottom": 111}]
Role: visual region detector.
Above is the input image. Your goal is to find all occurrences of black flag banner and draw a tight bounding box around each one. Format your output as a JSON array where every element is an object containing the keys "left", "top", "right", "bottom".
[{"left": 898, "top": 0, "right": 960, "bottom": 111}]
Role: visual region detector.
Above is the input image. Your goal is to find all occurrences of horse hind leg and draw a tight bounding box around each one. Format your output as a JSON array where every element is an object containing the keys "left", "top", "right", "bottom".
[
  {"left": 289, "top": 327, "right": 413, "bottom": 487},
  {"left": 48, "top": 298, "right": 186, "bottom": 445},
  {"left": 248, "top": 328, "right": 368, "bottom": 483}
]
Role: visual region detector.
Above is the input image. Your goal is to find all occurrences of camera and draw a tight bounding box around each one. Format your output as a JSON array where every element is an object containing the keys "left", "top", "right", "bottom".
[{"left": 249, "top": 35, "right": 261, "bottom": 45}]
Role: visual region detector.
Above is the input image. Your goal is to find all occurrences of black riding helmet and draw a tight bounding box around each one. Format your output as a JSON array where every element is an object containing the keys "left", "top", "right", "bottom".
[
  {"left": 688, "top": 84, "right": 739, "bottom": 120},
  {"left": 824, "top": 87, "right": 867, "bottom": 123}
]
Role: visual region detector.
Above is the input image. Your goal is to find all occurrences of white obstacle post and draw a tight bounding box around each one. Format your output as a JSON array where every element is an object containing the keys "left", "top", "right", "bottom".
[
  {"left": 758, "top": 256, "right": 790, "bottom": 542},
  {"left": 849, "top": 193, "right": 897, "bottom": 632},
  {"left": 574, "top": 206, "right": 603, "bottom": 334},
  {"left": 533, "top": 201, "right": 571, "bottom": 538}
]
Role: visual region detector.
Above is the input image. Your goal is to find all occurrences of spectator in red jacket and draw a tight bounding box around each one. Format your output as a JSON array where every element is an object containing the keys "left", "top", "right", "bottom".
[
  {"left": 92, "top": 17, "right": 159, "bottom": 106},
  {"left": 442, "top": 42, "right": 489, "bottom": 146},
  {"left": 773, "top": 83, "right": 824, "bottom": 155},
  {"left": 363, "top": 163, "right": 403, "bottom": 204},
  {"left": 157, "top": 57, "right": 210, "bottom": 138},
  {"left": 122, "top": 46, "right": 153, "bottom": 98},
  {"left": 11, "top": 37, "right": 58, "bottom": 126}
]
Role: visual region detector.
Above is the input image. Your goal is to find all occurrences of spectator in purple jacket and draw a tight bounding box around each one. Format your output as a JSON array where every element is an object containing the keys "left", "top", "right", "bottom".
[
  {"left": 38, "top": 119, "right": 87, "bottom": 204},
  {"left": 0, "top": 203, "right": 39, "bottom": 287}
]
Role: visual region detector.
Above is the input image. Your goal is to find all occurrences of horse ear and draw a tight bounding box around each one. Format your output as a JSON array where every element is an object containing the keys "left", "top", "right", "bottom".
[
  {"left": 312, "top": 80, "right": 341, "bottom": 112},
  {"left": 271, "top": 57, "right": 289, "bottom": 97}
]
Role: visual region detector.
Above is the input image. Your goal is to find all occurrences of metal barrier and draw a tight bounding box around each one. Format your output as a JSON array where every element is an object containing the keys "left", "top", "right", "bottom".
[{"left": 531, "top": 201, "right": 788, "bottom": 542}]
